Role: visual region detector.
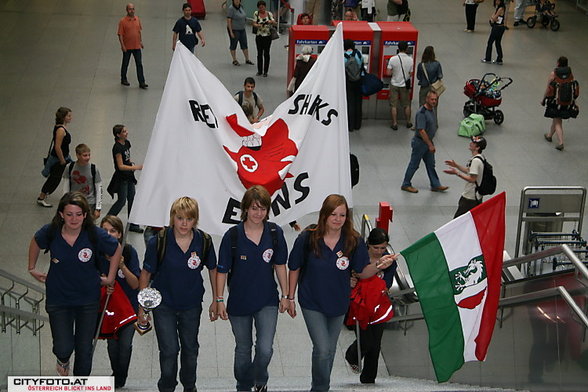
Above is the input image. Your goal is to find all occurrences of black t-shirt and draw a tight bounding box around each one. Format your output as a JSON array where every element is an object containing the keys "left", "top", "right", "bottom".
[
  {"left": 173, "top": 17, "right": 202, "bottom": 50},
  {"left": 112, "top": 140, "right": 134, "bottom": 180}
]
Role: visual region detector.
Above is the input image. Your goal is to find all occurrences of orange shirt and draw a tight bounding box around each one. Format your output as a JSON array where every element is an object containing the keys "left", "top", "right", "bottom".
[{"left": 117, "top": 16, "right": 142, "bottom": 50}]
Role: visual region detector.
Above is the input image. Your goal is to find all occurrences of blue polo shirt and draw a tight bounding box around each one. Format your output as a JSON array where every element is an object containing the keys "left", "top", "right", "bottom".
[
  {"left": 288, "top": 231, "right": 369, "bottom": 317},
  {"left": 218, "top": 222, "right": 287, "bottom": 316},
  {"left": 98, "top": 244, "right": 141, "bottom": 311},
  {"left": 143, "top": 228, "right": 217, "bottom": 311},
  {"left": 34, "top": 224, "right": 119, "bottom": 307}
]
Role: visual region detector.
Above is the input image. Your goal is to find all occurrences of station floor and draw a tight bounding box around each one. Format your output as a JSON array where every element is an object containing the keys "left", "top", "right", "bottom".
[{"left": 1, "top": 0, "right": 587, "bottom": 390}]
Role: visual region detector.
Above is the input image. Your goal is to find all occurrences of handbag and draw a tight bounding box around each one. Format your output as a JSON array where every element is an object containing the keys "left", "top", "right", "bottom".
[
  {"left": 269, "top": 26, "right": 279, "bottom": 40},
  {"left": 398, "top": 54, "right": 411, "bottom": 90},
  {"left": 361, "top": 73, "right": 384, "bottom": 96},
  {"left": 422, "top": 63, "right": 445, "bottom": 96}
]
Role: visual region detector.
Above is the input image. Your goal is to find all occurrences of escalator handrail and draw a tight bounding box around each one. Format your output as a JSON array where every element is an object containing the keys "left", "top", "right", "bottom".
[{"left": 503, "top": 244, "right": 588, "bottom": 281}]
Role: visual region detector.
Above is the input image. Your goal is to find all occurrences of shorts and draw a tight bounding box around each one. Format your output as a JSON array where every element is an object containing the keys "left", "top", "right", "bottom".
[
  {"left": 389, "top": 85, "right": 411, "bottom": 108},
  {"left": 229, "top": 29, "right": 248, "bottom": 51}
]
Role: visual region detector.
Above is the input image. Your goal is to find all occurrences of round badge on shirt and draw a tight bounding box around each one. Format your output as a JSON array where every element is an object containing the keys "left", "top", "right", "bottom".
[
  {"left": 187, "top": 252, "right": 201, "bottom": 269},
  {"left": 262, "top": 248, "right": 274, "bottom": 263},
  {"left": 78, "top": 248, "right": 93, "bottom": 263},
  {"left": 336, "top": 256, "right": 350, "bottom": 270}
]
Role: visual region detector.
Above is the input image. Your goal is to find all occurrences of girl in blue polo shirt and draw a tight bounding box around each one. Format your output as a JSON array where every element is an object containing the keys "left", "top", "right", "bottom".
[
  {"left": 99, "top": 215, "right": 141, "bottom": 389},
  {"left": 138, "top": 196, "right": 217, "bottom": 392},
  {"left": 286, "top": 194, "right": 395, "bottom": 392},
  {"left": 28, "top": 192, "right": 122, "bottom": 376},
  {"left": 216, "top": 185, "right": 289, "bottom": 392}
]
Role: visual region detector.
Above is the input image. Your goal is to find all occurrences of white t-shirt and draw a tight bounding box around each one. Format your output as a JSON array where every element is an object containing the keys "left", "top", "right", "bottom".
[
  {"left": 387, "top": 52, "right": 413, "bottom": 87},
  {"left": 463, "top": 154, "right": 484, "bottom": 200}
]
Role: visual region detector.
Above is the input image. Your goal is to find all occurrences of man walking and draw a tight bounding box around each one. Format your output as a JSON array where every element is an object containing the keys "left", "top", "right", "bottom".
[
  {"left": 401, "top": 90, "right": 448, "bottom": 194},
  {"left": 117, "top": 3, "right": 148, "bottom": 89},
  {"left": 444, "top": 136, "right": 487, "bottom": 218},
  {"left": 386, "top": 41, "right": 413, "bottom": 130},
  {"left": 173, "top": 3, "right": 206, "bottom": 53}
]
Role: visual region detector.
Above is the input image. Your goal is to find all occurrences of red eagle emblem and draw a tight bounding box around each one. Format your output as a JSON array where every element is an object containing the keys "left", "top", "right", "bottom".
[{"left": 223, "top": 114, "right": 299, "bottom": 195}]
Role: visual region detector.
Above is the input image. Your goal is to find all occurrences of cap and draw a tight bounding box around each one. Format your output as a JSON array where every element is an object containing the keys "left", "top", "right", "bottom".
[{"left": 471, "top": 135, "right": 487, "bottom": 151}]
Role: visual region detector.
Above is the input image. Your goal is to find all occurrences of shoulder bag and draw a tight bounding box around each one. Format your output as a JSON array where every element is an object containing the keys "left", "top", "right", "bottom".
[
  {"left": 398, "top": 55, "right": 411, "bottom": 90},
  {"left": 422, "top": 63, "right": 445, "bottom": 96}
]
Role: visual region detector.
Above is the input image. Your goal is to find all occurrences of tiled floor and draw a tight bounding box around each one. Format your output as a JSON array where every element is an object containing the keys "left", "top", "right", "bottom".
[{"left": 1, "top": 0, "right": 586, "bottom": 390}]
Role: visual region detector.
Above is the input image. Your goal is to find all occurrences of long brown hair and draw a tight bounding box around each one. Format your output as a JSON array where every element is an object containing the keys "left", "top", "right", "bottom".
[{"left": 310, "top": 194, "right": 359, "bottom": 257}]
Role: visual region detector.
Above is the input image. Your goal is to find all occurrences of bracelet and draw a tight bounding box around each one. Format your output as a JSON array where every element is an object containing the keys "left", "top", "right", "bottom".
[
  {"left": 28, "top": 266, "right": 35, "bottom": 271},
  {"left": 216, "top": 298, "right": 224, "bottom": 303}
]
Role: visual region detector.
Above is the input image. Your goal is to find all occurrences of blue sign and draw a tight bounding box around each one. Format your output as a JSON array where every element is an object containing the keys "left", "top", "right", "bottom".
[
  {"left": 296, "top": 40, "right": 328, "bottom": 45},
  {"left": 528, "top": 198, "right": 540, "bottom": 209}
]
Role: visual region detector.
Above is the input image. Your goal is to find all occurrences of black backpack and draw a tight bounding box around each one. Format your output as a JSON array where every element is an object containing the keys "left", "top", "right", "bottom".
[
  {"left": 473, "top": 156, "right": 497, "bottom": 196},
  {"left": 227, "top": 222, "right": 279, "bottom": 287},
  {"left": 344, "top": 50, "right": 362, "bottom": 82},
  {"left": 154, "top": 228, "right": 212, "bottom": 274},
  {"left": 236, "top": 91, "right": 259, "bottom": 107}
]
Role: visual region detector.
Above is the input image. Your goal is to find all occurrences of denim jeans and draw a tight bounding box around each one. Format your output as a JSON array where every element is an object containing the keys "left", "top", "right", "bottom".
[
  {"left": 107, "top": 178, "right": 135, "bottom": 217},
  {"left": 301, "top": 308, "right": 345, "bottom": 392},
  {"left": 229, "top": 306, "right": 278, "bottom": 391},
  {"left": 153, "top": 304, "right": 202, "bottom": 392},
  {"left": 121, "top": 49, "right": 145, "bottom": 84},
  {"left": 46, "top": 303, "right": 100, "bottom": 376},
  {"left": 107, "top": 322, "right": 136, "bottom": 387},
  {"left": 402, "top": 137, "right": 441, "bottom": 189},
  {"left": 484, "top": 25, "right": 506, "bottom": 62}
]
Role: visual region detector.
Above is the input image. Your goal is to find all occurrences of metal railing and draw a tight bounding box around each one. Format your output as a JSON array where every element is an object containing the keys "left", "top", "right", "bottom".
[{"left": 0, "top": 269, "right": 47, "bottom": 335}]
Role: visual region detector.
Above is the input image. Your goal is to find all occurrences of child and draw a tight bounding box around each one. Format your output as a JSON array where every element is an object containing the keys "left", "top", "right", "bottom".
[
  {"left": 234, "top": 77, "right": 265, "bottom": 122},
  {"left": 63, "top": 143, "right": 102, "bottom": 219}
]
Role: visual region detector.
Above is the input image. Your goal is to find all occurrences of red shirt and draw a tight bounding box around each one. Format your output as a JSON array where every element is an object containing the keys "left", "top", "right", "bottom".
[{"left": 118, "top": 16, "right": 142, "bottom": 50}]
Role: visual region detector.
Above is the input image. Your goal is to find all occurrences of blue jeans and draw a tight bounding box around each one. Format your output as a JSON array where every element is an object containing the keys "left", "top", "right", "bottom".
[
  {"left": 121, "top": 49, "right": 145, "bottom": 84},
  {"left": 107, "top": 322, "right": 136, "bottom": 387},
  {"left": 107, "top": 178, "right": 135, "bottom": 217},
  {"left": 46, "top": 303, "right": 100, "bottom": 376},
  {"left": 229, "top": 306, "right": 278, "bottom": 391},
  {"left": 301, "top": 308, "right": 345, "bottom": 392},
  {"left": 153, "top": 304, "right": 202, "bottom": 392},
  {"left": 402, "top": 137, "right": 441, "bottom": 188}
]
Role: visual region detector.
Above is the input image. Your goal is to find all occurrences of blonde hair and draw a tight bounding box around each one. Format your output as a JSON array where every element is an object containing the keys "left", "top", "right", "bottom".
[{"left": 169, "top": 197, "right": 199, "bottom": 227}]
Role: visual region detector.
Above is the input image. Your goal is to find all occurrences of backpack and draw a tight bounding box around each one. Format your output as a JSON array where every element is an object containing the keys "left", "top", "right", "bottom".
[
  {"left": 236, "top": 91, "right": 259, "bottom": 107},
  {"left": 227, "top": 222, "right": 279, "bottom": 287},
  {"left": 473, "top": 156, "right": 496, "bottom": 196},
  {"left": 154, "top": 228, "right": 212, "bottom": 274},
  {"left": 344, "top": 50, "right": 362, "bottom": 82},
  {"left": 350, "top": 153, "right": 360, "bottom": 187},
  {"left": 550, "top": 69, "right": 579, "bottom": 107},
  {"left": 68, "top": 162, "right": 97, "bottom": 198}
]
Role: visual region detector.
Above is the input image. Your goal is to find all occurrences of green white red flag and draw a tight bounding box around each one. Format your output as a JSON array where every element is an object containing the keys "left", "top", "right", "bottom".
[{"left": 400, "top": 192, "right": 506, "bottom": 382}]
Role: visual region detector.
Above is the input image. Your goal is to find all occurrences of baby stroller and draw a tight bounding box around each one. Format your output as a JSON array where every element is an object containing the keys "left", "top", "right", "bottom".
[
  {"left": 527, "top": 0, "right": 560, "bottom": 31},
  {"left": 463, "top": 73, "right": 513, "bottom": 125}
]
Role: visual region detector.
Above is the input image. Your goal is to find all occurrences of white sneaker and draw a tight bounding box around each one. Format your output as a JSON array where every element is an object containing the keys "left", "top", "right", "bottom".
[{"left": 37, "top": 198, "right": 52, "bottom": 208}]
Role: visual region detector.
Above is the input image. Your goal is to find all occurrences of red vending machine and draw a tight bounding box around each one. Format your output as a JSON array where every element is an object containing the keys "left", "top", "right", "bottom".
[
  {"left": 287, "top": 25, "right": 331, "bottom": 88},
  {"left": 376, "top": 22, "right": 418, "bottom": 119}
]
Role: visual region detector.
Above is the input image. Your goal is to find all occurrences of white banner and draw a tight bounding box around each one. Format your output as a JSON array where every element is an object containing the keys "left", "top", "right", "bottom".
[{"left": 131, "top": 24, "right": 350, "bottom": 235}]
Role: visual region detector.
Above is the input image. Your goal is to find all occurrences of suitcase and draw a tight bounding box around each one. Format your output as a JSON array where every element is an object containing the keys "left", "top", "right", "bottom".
[{"left": 189, "top": 0, "right": 206, "bottom": 19}]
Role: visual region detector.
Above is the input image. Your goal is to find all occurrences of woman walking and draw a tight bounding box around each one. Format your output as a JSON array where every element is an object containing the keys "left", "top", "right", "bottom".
[
  {"left": 216, "top": 185, "right": 289, "bottom": 392},
  {"left": 38, "top": 107, "right": 73, "bottom": 208},
  {"left": 227, "top": 0, "right": 253, "bottom": 66},
  {"left": 482, "top": 0, "right": 506, "bottom": 65},
  {"left": 253, "top": 1, "right": 277, "bottom": 77},
  {"left": 287, "top": 194, "right": 395, "bottom": 392},
  {"left": 28, "top": 192, "right": 121, "bottom": 376}
]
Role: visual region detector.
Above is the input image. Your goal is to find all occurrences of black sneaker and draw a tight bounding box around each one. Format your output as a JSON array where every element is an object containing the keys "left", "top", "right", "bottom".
[
  {"left": 254, "top": 386, "right": 267, "bottom": 392},
  {"left": 139, "top": 83, "right": 148, "bottom": 89},
  {"left": 121, "top": 80, "right": 130, "bottom": 86}
]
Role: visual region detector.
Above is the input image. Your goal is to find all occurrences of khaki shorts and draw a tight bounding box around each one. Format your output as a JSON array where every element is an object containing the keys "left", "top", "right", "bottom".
[{"left": 389, "top": 85, "right": 411, "bottom": 108}]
